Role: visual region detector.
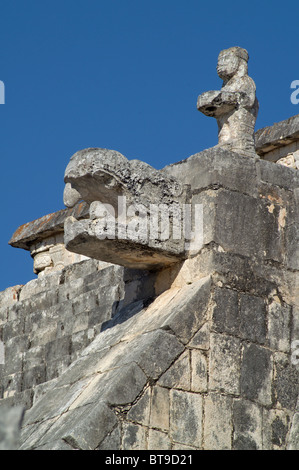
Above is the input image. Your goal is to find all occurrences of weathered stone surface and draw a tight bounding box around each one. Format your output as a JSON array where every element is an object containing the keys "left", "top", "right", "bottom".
[
  {"left": 160, "top": 276, "right": 211, "bottom": 344},
  {"left": 163, "top": 146, "right": 259, "bottom": 196},
  {"left": 150, "top": 386, "right": 170, "bottom": 432},
  {"left": 148, "top": 429, "right": 171, "bottom": 450},
  {"left": 97, "top": 426, "right": 121, "bottom": 450},
  {"left": 170, "top": 390, "right": 202, "bottom": 448},
  {"left": 191, "top": 350, "right": 207, "bottom": 392},
  {"left": 288, "top": 413, "right": 299, "bottom": 450},
  {"left": 9, "top": 202, "right": 89, "bottom": 251},
  {"left": 0, "top": 286, "right": 22, "bottom": 308},
  {"left": 127, "top": 387, "right": 151, "bottom": 426},
  {"left": 268, "top": 301, "right": 291, "bottom": 353},
  {"left": 211, "top": 287, "right": 239, "bottom": 335},
  {"left": 0, "top": 406, "right": 24, "bottom": 450},
  {"left": 2, "top": 52, "right": 299, "bottom": 451},
  {"left": 9, "top": 203, "right": 90, "bottom": 276},
  {"left": 233, "top": 399, "right": 263, "bottom": 450},
  {"left": 62, "top": 402, "right": 118, "bottom": 450},
  {"left": 158, "top": 350, "right": 191, "bottom": 391},
  {"left": 118, "top": 330, "right": 184, "bottom": 380},
  {"left": 263, "top": 408, "right": 292, "bottom": 450},
  {"left": 240, "top": 343, "right": 273, "bottom": 406},
  {"left": 273, "top": 352, "right": 299, "bottom": 410},
  {"left": 63, "top": 148, "right": 189, "bottom": 269},
  {"left": 188, "top": 322, "right": 210, "bottom": 350},
  {"left": 197, "top": 47, "right": 258, "bottom": 157},
  {"left": 257, "top": 158, "right": 299, "bottom": 190},
  {"left": 122, "top": 422, "right": 147, "bottom": 450},
  {"left": 255, "top": 114, "right": 299, "bottom": 157},
  {"left": 239, "top": 294, "right": 266, "bottom": 344},
  {"left": 204, "top": 393, "right": 232, "bottom": 450},
  {"left": 209, "top": 333, "right": 241, "bottom": 395}
]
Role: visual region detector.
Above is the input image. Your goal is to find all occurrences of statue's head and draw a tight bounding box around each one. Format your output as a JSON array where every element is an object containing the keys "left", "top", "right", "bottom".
[{"left": 217, "top": 47, "right": 249, "bottom": 80}]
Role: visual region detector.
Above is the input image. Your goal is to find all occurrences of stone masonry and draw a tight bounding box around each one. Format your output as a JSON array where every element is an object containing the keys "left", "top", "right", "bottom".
[
  {"left": 197, "top": 47, "right": 259, "bottom": 158},
  {"left": 0, "top": 48, "right": 299, "bottom": 450}
]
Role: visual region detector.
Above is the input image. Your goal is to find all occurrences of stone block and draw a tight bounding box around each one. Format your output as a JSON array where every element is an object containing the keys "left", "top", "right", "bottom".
[
  {"left": 239, "top": 294, "right": 266, "bottom": 344},
  {"left": 45, "top": 336, "right": 71, "bottom": 363},
  {"left": 150, "top": 386, "right": 170, "bottom": 432},
  {"left": 214, "top": 189, "right": 283, "bottom": 262},
  {"left": 2, "top": 317, "right": 25, "bottom": 342},
  {"left": 287, "top": 413, "right": 299, "bottom": 450},
  {"left": 28, "top": 290, "right": 58, "bottom": 312},
  {"left": 240, "top": 343, "right": 273, "bottom": 406},
  {"left": 268, "top": 301, "right": 291, "bottom": 353},
  {"left": 4, "top": 335, "right": 29, "bottom": 374},
  {"left": 71, "top": 330, "right": 89, "bottom": 357},
  {"left": 257, "top": 159, "right": 299, "bottom": 191},
  {"left": 204, "top": 393, "right": 232, "bottom": 450},
  {"left": 0, "top": 405, "right": 25, "bottom": 450},
  {"left": 72, "top": 292, "right": 97, "bottom": 316},
  {"left": 158, "top": 350, "right": 191, "bottom": 391},
  {"left": 59, "top": 259, "right": 100, "bottom": 285},
  {"left": 211, "top": 287, "right": 239, "bottom": 335},
  {"left": 122, "top": 422, "right": 147, "bottom": 450},
  {"left": 22, "top": 365, "right": 46, "bottom": 391},
  {"left": 233, "top": 399, "right": 263, "bottom": 450},
  {"left": 62, "top": 402, "right": 119, "bottom": 450},
  {"left": 170, "top": 390, "right": 203, "bottom": 449},
  {"left": 163, "top": 147, "right": 258, "bottom": 197},
  {"left": 285, "top": 221, "right": 299, "bottom": 270},
  {"left": 191, "top": 350, "right": 207, "bottom": 392},
  {"left": 2, "top": 373, "right": 22, "bottom": 397},
  {"left": 273, "top": 352, "right": 299, "bottom": 410},
  {"left": 67, "top": 364, "right": 147, "bottom": 410},
  {"left": 148, "top": 429, "right": 171, "bottom": 450},
  {"left": 160, "top": 276, "right": 211, "bottom": 344},
  {"left": 57, "top": 278, "right": 84, "bottom": 302},
  {"left": 119, "top": 329, "right": 184, "bottom": 380},
  {"left": 263, "top": 408, "right": 291, "bottom": 450},
  {"left": 23, "top": 346, "right": 45, "bottom": 371},
  {"left": 209, "top": 333, "right": 241, "bottom": 395},
  {"left": 0, "top": 286, "right": 22, "bottom": 307},
  {"left": 24, "top": 377, "right": 92, "bottom": 426},
  {"left": 45, "top": 356, "right": 72, "bottom": 382},
  {"left": 97, "top": 426, "right": 121, "bottom": 450},
  {"left": 188, "top": 322, "right": 210, "bottom": 350}
]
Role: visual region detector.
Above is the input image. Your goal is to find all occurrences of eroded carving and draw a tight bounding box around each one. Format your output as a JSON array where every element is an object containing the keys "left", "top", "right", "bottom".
[
  {"left": 197, "top": 47, "right": 259, "bottom": 157},
  {"left": 63, "top": 148, "right": 190, "bottom": 269}
]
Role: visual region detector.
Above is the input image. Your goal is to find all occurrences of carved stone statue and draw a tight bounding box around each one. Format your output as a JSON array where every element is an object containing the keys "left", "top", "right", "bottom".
[{"left": 197, "top": 47, "right": 259, "bottom": 157}]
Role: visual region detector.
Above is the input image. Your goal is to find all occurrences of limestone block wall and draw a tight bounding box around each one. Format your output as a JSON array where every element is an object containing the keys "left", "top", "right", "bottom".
[
  {"left": 1, "top": 124, "right": 299, "bottom": 450},
  {"left": 0, "top": 259, "right": 156, "bottom": 411},
  {"left": 15, "top": 275, "right": 299, "bottom": 450}
]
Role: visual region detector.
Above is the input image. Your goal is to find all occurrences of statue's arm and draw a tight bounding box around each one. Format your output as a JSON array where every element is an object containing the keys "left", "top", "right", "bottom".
[{"left": 197, "top": 90, "right": 238, "bottom": 116}]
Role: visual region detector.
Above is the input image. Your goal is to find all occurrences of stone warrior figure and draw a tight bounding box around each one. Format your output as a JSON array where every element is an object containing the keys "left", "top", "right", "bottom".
[{"left": 197, "top": 47, "right": 259, "bottom": 157}]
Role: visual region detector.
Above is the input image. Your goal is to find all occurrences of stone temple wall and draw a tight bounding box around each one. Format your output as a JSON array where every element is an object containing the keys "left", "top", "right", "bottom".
[
  {"left": 0, "top": 114, "right": 298, "bottom": 450},
  {"left": 255, "top": 114, "right": 299, "bottom": 169},
  {"left": 0, "top": 260, "right": 156, "bottom": 411}
]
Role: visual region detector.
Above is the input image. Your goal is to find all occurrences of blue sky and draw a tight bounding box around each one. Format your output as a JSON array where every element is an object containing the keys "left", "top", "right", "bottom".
[{"left": 0, "top": 0, "right": 298, "bottom": 291}]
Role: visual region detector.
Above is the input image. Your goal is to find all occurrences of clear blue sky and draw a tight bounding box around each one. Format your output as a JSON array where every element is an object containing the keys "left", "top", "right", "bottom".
[{"left": 0, "top": 0, "right": 298, "bottom": 291}]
